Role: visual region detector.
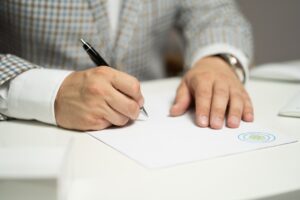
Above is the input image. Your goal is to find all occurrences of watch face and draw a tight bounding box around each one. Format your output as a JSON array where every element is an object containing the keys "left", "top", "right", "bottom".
[
  {"left": 220, "top": 54, "right": 245, "bottom": 83},
  {"left": 228, "top": 55, "right": 238, "bottom": 65}
]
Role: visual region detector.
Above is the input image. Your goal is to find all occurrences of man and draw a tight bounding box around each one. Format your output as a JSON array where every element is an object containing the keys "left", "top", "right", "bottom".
[{"left": 0, "top": 0, "right": 254, "bottom": 131}]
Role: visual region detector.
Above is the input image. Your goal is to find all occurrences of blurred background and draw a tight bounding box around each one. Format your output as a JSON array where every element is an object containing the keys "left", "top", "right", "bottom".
[
  {"left": 239, "top": 0, "right": 300, "bottom": 65},
  {"left": 165, "top": 0, "right": 300, "bottom": 76}
]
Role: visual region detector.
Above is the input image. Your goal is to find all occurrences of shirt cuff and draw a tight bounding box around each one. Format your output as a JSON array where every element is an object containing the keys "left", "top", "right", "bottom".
[
  {"left": 0, "top": 82, "right": 9, "bottom": 120},
  {"left": 5, "top": 68, "right": 72, "bottom": 125},
  {"left": 190, "top": 44, "right": 250, "bottom": 82}
]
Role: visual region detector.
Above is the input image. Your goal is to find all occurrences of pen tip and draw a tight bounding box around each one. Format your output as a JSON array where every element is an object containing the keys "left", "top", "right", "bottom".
[{"left": 141, "top": 107, "right": 149, "bottom": 117}]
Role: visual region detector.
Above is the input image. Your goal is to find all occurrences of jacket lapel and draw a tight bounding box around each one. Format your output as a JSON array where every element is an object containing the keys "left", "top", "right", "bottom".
[
  {"left": 112, "top": 0, "right": 142, "bottom": 67},
  {"left": 87, "top": 0, "right": 111, "bottom": 63}
]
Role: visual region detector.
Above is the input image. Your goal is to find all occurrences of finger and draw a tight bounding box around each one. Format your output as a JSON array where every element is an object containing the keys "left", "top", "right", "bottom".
[
  {"left": 71, "top": 115, "right": 112, "bottom": 131},
  {"left": 194, "top": 78, "right": 213, "bottom": 127},
  {"left": 106, "top": 87, "right": 140, "bottom": 120},
  {"left": 227, "top": 89, "right": 244, "bottom": 128},
  {"left": 209, "top": 81, "right": 230, "bottom": 129},
  {"left": 102, "top": 104, "right": 130, "bottom": 126},
  {"left": 111, "top": 71, "right": 144, "bottom": 107},
  {"left": 170, "top": 81, "right": 191, "bottom": 116},
  {"left": 89, "top": 118, "right": 112, "bottom": 131},
  {"left": 242, "top": 93, "right": 254, "bottom": 122}
]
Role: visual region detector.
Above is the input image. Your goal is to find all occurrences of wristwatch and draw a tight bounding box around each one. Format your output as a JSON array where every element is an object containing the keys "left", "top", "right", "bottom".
[{"left": 216, "top": 54, "right": 246, "bottom": 84}]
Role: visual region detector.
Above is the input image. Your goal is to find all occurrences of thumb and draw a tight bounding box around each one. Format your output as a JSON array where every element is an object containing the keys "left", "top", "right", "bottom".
[{"left": 170, "top": 81, "right": 191, "bottom": 116}]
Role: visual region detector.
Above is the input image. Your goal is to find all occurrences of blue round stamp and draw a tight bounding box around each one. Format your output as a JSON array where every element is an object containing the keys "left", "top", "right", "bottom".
[{"left": 238, "top": 132, "right": 276, "bottom": 143}]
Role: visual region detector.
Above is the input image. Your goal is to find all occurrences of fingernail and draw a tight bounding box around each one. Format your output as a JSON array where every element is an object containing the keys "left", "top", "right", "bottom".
[
  {"left": 197, "top": 115, "right": 208, "bottom": 126},
  {"left": 230, "top": 116, "right": 240, "bottom": 126},
  {"left": 138, "top": 98, "right": 144, "bottom": 107},
  {"left": 170, "top": 104, "right": 178, "bottom": 115},
  {"left": 172, "top": 103, "right": 178, "bottom": 109},
  {"left": 211, "top": 117, "right": 223, "bottom": 128}
]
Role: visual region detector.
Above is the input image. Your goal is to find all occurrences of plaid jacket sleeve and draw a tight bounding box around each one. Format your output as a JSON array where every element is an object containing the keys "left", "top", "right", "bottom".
[
  {"left": 0, "top": 54, "right": 40, "bottom": 85},
  {"left": 177, "top": 0, "right": 253, "bottom": 68},
  {"left": 0, "top": 54, "right": 40, "bottom": 120}
]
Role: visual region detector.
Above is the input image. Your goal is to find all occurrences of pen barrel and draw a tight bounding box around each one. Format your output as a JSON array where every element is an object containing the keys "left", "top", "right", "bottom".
[
  {"left": 86, "top": 48, "right": 109, "bottom": 67},
  {"left": 81, "top": 39, "right": 148, "bottom": 117}
]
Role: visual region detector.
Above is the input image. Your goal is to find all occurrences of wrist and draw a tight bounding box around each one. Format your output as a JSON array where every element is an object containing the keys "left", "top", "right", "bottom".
[
  {"left": 214, "top": 54, "right": 246, "bottom": 83},
  {"left": 193, "top": 56, "right": 231, "bottom": 70},
  {"left": 54, "top": 71, "right": 78, "bottom": 125}
]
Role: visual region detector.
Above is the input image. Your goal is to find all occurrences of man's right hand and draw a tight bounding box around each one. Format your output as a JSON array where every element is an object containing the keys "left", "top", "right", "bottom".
[{"left": 55, "top": 67, "right": 144, "bottom": 131}]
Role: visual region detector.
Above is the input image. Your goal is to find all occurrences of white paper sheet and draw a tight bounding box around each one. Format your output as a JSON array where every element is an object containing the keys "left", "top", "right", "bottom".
[{"left": 89, "top": 90, "right": 297, "bottom": 168}]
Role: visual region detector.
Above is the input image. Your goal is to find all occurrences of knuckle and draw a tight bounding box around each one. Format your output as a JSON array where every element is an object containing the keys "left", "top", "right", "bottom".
[
  {"left": 212, "top": 107, "right": 225, "bottom": 116},
  {"left": 93, "top": 67, "right": 114, "bottom": 79},
  {"left": 196, "top": 106, "right": 210, "bottom": 116},
  {"left": 229, "top": 108, "right": 242, "bottom": 116},
  {"left": 215, "top": 88, "right": 228, "bottom": 97},
  {"left": 245, "top": 100, "right": 253, "bottom": 108},
  {"left": 198, "top": 89, "right": 212, "bottom": 99},
  {"left": 92, "top": 68, "right": 105, "bottom": 76},
  {"left": 85, "top": 84, "right": 108, "bottom": 97},
  {"left": 189, "top": 76, "right": 200, "bottom": 88},
  {"left": 244, "top": 94, "right": 253, "bottom": 104},
  {"left": 94, "top": 66, "right": 109, "bottom": 74},
  {"left": 244, "top": 105, "right": 254, "bottom": 114},
  {"left": 85, "top": 83, "right": 100, "bottom": 95},
  {"left": 231, "top": 91, "right": 243, "bottom": 100}
]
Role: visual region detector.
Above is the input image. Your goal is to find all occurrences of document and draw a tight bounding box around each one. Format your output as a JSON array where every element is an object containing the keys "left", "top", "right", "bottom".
[{"left": 89, "top": 87, "right": 297, "bottom": 168}]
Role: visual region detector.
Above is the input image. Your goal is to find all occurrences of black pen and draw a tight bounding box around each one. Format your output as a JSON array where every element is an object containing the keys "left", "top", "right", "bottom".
[{"left": 80, "top": 38, "right": 148, "bottom": 117}]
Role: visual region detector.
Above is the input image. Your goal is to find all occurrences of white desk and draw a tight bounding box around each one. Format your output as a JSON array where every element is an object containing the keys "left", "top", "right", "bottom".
[{"left": 1, "top": 78, "right": 300, "bottom": 200}]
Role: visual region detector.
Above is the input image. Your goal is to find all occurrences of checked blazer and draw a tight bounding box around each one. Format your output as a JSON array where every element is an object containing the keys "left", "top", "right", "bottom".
[{"left": 0, "top": 0, "right": 253, "bottom": 120}]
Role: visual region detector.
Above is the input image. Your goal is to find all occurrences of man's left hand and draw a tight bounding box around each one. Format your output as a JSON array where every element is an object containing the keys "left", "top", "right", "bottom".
[{"left": 170, "top": 56, "right": 254, "bottom": 129}]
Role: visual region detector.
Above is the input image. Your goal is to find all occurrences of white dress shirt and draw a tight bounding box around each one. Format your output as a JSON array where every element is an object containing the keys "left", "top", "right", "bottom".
[{"left": 0, "top": 0, "right": 248, "bottom": 125}]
